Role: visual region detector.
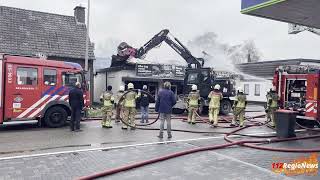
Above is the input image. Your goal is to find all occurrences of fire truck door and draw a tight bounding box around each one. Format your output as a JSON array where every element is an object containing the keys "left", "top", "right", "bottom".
[{"left": 5, "top": 65, "right": 41, "bottom": 119}]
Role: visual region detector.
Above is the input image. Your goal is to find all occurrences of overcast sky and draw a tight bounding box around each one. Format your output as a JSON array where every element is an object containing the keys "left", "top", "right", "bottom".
[{"left": 1, "top": 0, "right": 320, "bottom": 62}]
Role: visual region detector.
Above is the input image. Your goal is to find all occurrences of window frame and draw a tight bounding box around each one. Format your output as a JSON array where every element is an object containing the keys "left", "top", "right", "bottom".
[
  {"left": 244, "top": 84, "right": 249, "bottom": 95},
  {"left": 254, "top": 84, "right": 261, "bottom": 96},
  {"left": 16, "top": 67, "right": 38, "bottom": 86},
  {"left": 62, "top": 72, "right": 83, "bottom": 87},
  {"left": 43, "top": 68, "right": 57, "bottom": 86}
]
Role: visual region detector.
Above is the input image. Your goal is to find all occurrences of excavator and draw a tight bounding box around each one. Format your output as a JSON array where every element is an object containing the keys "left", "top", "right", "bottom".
[{"left": 111, "top": 29, "right": 238, "bottom": 114}]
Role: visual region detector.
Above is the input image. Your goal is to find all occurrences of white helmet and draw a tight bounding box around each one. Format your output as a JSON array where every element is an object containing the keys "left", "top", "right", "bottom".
[
  {"left": 119, "top": 85, "right": 125, "bottom": 91},
  {"left": 143, "top": 85, "right": 147, "bottom": 90},
  {"left": 191, "top": 84, "right": 197, "bottom": 91},
  {"left": 164, "top": 81, "right": 171, "bottom": 89},
  {"left": 128, "top": 83, "right": 134, "bottom": 89},
  {"left": 237, "top": 87, "right": 244, "bottom": 93},
  {"left": 214, "top": 84, "right": 221, "bottom": 90}
]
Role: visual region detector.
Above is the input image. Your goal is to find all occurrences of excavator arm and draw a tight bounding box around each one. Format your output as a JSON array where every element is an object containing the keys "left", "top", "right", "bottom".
[{"left": 111, "top": 29, "right": 204, "bottom": 68}]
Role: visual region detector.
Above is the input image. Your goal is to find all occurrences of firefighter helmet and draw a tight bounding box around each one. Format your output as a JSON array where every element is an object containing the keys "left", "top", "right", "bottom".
[
  {"left": 164, "top": 81, "right": 171, "bottom": 89},
  {"left": 128, "top": 83, "right": 134, "bottom": 89},
  {"left": 119, "top": 85, "right": 125, "bottom": 91},
  {"left": 191, "top": 84, "right": 197, "bottom": 91},
  {"left": 143, "top": 85, "right": 147, "bottom": 90},
  {"left": 214, "top": 84, "right": 221, "bottom": 90}
]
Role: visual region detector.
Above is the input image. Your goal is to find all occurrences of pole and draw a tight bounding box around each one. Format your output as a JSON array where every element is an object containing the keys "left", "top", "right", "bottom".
[{"left": 85, "top": 0, "right": 90, "bottom": 71}]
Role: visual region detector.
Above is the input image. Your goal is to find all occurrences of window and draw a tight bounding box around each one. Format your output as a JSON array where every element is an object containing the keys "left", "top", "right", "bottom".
[
  {"left": 244, "top": 84, "right": 249, "bottom": 95},
  {"left": 44, "top": 69, "right": 57, "bottom": 86},
  {"left": 17, "top": 67, "right": 38, "bottom": 85},
  {"left": 62, "top": 73, "right": 82, "bottom": 87},
  {"left": 187, "top": 72, "right": 198, "bottom": 84},
  {"left": 254, "top": 84, "right": 260, "bottom": 96},
  {"left": 201, "top": 70, "right": 209, "bottom": 82}
]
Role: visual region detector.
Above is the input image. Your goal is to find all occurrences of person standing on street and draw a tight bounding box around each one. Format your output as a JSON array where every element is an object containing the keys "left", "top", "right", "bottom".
[
  {"left": 231, "top": 87, "right": 247, "bottom": 127},
  {"left": 187, "top": 84, "right": 200, "bottom": 124},
  {"left": 140, "top": 85, "right": 150, "bottom": 123},
  {"left": 155, "top": 81, "right": 176, "bottom": 139},
  {"left": 69, "top": 82, "right": 84, "bottom": 132},
  {"left": 115, "top": 85, "right": 125, "bottom": 123},
  {"left": 122, "top": 83, "right": 141, "bottom": 130},
  {"left": 100, "top": 85, "right": 114, "bottom": 128},
  {"left": 267, "top": 86, "right": 279, "bottom": 127},
  {"left": 208, "top": 84, "right": 223, "bottom": 126}
]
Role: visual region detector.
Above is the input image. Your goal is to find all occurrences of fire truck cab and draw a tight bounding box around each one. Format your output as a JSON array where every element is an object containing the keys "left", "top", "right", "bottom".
[
  {"left": 273, "top": 65, "right": 320, "bottom": 123},
  {"left": 0, "top": 55, "right": 90, "bottom": 127}
]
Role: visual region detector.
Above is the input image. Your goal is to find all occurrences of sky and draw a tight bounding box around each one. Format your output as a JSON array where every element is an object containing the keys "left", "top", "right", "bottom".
[{"left": 1, "top": 0, "right": 320, "bottom": 63}]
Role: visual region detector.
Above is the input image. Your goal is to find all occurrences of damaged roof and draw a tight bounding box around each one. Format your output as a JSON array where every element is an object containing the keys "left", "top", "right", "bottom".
[{"left": 0, "top": 6, "right": 95, "bottom": 60}]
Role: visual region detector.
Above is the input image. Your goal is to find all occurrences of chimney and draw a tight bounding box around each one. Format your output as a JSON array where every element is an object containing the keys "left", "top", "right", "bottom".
[{"left": 74, "top": 5, "right": 85, "bottom": 23}]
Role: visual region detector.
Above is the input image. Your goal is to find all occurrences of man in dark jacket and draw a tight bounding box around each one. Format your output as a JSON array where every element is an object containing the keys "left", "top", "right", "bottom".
[
  {"left": 69, "top": 82, "right": 84, "bottom": 132},
  {"left": 155, "top": 81, "right": 176, "bottom": 139},
  {"left": 140, "top": 85, "right": 150, "bottom": 123}
]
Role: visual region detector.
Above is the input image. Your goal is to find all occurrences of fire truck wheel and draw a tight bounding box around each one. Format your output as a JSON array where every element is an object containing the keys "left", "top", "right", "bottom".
[
  {"left": 44, "top": 106, "right": 68, "bottom": 128},
  {"left": 220, "top": 100, "right": 231, "bottom": 115}
]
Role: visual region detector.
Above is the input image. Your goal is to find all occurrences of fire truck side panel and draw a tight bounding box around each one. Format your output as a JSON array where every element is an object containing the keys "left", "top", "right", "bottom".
[
  {"left": 0, "top": 60, "right": 3, "bottom": 124},
  {"left": 305, "top": 73, "right": 319, "bottom": 119}
]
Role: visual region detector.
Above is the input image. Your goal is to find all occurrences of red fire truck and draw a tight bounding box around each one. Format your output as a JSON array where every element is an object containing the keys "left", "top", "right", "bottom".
[
  {"left": 273, "top": 65, "right": 320, "bottom": 124},
  {"left": 0, "top": 54, "right": 90, "bottom": 127}
]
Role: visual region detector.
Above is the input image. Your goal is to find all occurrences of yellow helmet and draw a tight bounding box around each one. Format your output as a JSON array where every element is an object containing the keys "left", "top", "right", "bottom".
[{"left": 128, "top": 83, "right": 134, "bottom": 89}]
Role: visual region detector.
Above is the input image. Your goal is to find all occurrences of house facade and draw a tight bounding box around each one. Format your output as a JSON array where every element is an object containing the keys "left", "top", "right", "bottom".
[{"left": 0, "top": 5, "right": 95, "bottom": 103}]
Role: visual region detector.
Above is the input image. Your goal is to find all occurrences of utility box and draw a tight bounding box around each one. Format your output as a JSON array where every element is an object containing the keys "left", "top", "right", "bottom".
[{"left": 274, "top": 110, "right": 297, "bottom": 138}]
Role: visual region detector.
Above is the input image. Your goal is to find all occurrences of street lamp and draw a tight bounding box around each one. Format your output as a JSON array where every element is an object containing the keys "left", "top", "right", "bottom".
[{"left": 85, "top": 0, "right": 90, "bottom": 71}]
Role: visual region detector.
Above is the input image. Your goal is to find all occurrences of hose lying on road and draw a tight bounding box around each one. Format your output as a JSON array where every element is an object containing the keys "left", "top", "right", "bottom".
[{"left": 77, "top": 123, "right": 320, "bottom": 180}]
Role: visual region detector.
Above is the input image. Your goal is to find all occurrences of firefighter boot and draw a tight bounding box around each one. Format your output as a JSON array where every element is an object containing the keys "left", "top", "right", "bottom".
[
  {"left": 191, "top": 112, "right": 196, "bottom": 125},
  {"left": 209, "top": 108, "right": 214, "bottom": 124},
  {"left": 230, "top": 116, "right": 238, "bottom": 127},
  {"left": 239, "top": 109, "right": 245, "bottom": 127},
  {"left": 187, "top": 108, "right": 192, "bottom": 124},
  {"left": 101, "top": 118, "right": 107, "bottom": 128},
  {"left": 105, "top": 120, "right": 112, "bottom": 128},
  {"left": 213, "top": 108, "right": 219, "bottom": 126}
]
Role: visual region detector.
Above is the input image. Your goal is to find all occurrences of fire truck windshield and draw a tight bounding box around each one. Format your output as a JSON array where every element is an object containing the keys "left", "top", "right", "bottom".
[{"left": 62, "top": 72, "right": 82, "bottom": 87}]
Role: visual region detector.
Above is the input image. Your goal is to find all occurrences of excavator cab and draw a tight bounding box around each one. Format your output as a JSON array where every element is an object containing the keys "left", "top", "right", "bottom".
[{"left": 184, "top": 68, "right": 212, "bottom": 97}]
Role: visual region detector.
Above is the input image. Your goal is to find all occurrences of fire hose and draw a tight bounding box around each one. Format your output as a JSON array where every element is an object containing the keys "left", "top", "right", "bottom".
[{"left": 77, "top": 89, "right": 320, "bottom": 179}]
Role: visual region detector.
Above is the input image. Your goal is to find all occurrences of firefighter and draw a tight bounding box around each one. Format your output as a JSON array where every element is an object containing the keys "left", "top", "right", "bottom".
[
  {"left": 187, "top": 84, "right": 200, "bottom": 124},
  {"left": 231, "top": 87, "right": 247, "bottom": 127},
  {"left": 100, "top": 85, "right": 114, "bottom": 128},
  {"left": 208, "top": 84, "right": 223, "bottom": 126},
  {"left": 122, "top": 83, "right": 141, "bottom": 130},
  {"left": 267, "top": 86, "right": 279, "bottom": 127},
  {"left": 265, "top": 88, "right": 271, "bottom": 122},
  {"left": 115, "top": 85, "right": 125, "bottom": 123}
]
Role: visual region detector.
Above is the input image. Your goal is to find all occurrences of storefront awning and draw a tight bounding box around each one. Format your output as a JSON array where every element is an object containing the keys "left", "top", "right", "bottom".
[{"left": 241, "top": 0, "right": 320, "bottom": 29}]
